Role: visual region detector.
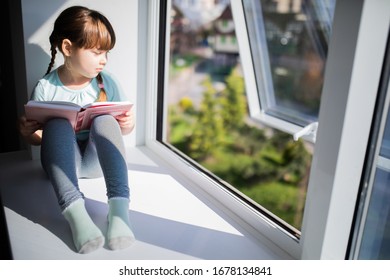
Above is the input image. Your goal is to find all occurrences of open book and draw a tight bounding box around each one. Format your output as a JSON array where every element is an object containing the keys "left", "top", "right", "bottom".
[{"left": 25, "top": 100, "right": 133, "bottom": 132}]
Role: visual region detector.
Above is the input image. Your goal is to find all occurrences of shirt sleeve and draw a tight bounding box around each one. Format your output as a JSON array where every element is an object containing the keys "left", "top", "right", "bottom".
[
  {"left": 101, "top": 71, "right": 128, "bottom": 102},
  {"left": 30, "top": 81, "right": 46, "bottom": 101}
]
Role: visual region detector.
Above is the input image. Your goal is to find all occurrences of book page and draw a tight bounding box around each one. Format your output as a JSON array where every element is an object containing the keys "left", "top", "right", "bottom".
[
  {"left": 79, "top": 102, "right": 133, "bottom": 131},
  {"left": 82, "top": 101, "right": 132, "bottom": 109},
  {"left": 25, "top": 100, "right": 133, "bottom": 132},
  {"left": 24, "top": 105, "right": 79, "bottom": 129},
  {"left": 26, "top": 100, "right": 82, "bottom": 109}
]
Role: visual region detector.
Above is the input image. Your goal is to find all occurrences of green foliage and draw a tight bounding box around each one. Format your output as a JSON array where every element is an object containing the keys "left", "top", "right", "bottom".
[
  {"left": 220, "top": 68, "right": 247, "bottom": 129},
  {"left": 167, "top": 66, "right": 312, "bottom": 230},
  {"left": 167, "top": 105, "right": 194, "bottom": 154},
  {"left": 189, "top": 77, "right": 226, "bottom": 160},
  {"left": 229, "top": 124, "right": 267, "bottom": 155},
  {"left": 172, "top": 54, "right": 200, "bottom": 69},
  {"left": 280, "top": 139, "right": 311, "bottom": 184},
  {"left": 240, "top": 181, "right": 302, "bottom": 228},
  {"left": 178, "top": 97, "right": 195, "bottom": 114},
  {"left": 170, "top": 54, "right": 201, "bottom": 77}
]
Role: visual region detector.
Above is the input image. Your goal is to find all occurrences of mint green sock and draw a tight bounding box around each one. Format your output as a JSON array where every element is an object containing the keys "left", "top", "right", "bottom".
[
  {"left": 63, "top": 199, "right": 104, "bottom": 254},
  {"left": 107, "top": 198, "right": 135, "bottom": 250}
]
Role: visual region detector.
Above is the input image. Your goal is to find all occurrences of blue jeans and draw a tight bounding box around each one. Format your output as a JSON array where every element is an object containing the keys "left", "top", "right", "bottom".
[{"left": 41, "top": 115, "right": 129, "bottom": 211}]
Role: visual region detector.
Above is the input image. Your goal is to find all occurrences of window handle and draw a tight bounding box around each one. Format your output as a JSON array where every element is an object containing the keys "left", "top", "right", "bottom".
[{"left": 293, "top": 122, "right": 318, "bottom": 142}]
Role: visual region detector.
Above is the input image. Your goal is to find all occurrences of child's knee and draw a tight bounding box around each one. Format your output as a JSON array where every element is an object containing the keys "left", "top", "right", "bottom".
[
  {"left": 45, "top": 118, "right": 73, "bottom": 130},
  {"left": 91, "top": 115, "right": 119, "bottom": 131}
]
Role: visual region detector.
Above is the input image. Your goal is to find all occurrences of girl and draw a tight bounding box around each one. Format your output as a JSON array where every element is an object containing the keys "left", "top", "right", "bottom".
[{"left": 18, "top": 6, "right": 135, "bottom": 254}]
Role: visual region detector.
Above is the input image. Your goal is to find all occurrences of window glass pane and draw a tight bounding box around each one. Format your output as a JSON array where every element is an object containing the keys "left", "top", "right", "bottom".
[
  {"left": 243, "top": 0, "right": 336, "bottom": 126},
  {"left": 357, "top": 100, "right": 390, "bottom": 259},
  {"left": 165, "top": 0, "right": 329, "bottom": 232},
  {"left": 358, "top": 168, "right": 390, "bottom": 259}
]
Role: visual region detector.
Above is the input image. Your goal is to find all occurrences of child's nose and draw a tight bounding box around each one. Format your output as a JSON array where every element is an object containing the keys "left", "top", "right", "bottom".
[{"left": 100, "top": 54, "right": 107, "bottom": 64}]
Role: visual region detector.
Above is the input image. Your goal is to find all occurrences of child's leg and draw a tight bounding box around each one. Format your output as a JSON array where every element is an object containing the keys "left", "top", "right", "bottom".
[
  {"left": 89, "top": 115, "right": 135, "bottom": 250},
  {"left": 41, "top": 119, "right": 84, "bottom": 209},
  {"left": 41, "top": 119, "right": 103, "bottom": 253}
]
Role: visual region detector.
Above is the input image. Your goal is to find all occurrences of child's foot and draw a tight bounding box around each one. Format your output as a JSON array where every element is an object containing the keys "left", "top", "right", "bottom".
[
  {"left": 63, "top": 199, "right": 104, "bottom": 254},
  {"left": 107, "top": 198, "right": 135, "bottom": 250}
]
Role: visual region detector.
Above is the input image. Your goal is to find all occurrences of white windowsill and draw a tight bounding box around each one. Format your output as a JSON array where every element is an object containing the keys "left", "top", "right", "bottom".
[{"left": 0, "top": 146, "right": 292, "bottom": 260}]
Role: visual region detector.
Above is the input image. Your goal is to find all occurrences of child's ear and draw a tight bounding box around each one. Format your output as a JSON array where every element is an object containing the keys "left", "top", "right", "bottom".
[{"left": 61, "top": 39, "right": 73, "bottom": 56}]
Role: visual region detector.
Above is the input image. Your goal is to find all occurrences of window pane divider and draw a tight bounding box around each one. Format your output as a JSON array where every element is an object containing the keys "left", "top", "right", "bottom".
[{"left": 252, "top": 112, "right": 317, "bottom": 143}]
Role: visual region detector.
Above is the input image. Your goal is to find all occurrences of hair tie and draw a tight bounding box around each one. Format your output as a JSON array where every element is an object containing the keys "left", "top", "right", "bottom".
[{"left": 98, "top": 83, "right": 104, "bottom": 89}]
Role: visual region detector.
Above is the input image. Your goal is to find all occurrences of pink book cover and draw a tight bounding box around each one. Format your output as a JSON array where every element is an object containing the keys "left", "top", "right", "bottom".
[{"left": 25, "top": 101, "right": 133, "bottom": 132}]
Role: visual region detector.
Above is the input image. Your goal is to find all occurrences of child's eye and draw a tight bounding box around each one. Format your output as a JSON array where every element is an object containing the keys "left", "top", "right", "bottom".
[{"left": 93, "top": 50, "right": 108, "bottom": 56}]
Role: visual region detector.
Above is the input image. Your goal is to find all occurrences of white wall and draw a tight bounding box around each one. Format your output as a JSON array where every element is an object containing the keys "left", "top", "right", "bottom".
[{"left": 21, "top": 0, "right": 139, "bottom": 149}]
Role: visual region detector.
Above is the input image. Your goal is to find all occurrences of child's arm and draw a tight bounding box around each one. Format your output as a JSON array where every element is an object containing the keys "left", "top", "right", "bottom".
[{"left": 18, "top": 115, "right": 43, "bottom": 146}]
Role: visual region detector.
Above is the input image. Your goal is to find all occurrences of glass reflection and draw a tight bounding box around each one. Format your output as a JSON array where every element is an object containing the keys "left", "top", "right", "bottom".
[{"left": 244, "top": 0, "right": 336, "bottom": 125}]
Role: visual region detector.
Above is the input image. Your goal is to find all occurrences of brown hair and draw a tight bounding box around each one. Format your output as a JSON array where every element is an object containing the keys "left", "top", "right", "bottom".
[{"left": 46, "top": 6, "right": 116, "bottom": 101}]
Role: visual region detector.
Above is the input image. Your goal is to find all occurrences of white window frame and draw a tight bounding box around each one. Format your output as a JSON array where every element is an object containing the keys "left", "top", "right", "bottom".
[
  {"left": 232, "top": 0, "right": 331, "bottom": 143},
  {"left": 299, "top": 0, "right": 389, "bottom": 259},
  {"left": 141, "top": 0, "right": 390, "bottom": 259}
]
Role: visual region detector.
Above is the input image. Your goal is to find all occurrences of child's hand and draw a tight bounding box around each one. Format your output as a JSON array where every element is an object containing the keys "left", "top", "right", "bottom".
[
  {"left": 115, "top": 109, "right": 135, "bottom": 135},
  {"left": 18, "top": 115, "right": 41, "bottom": 137},
  {"left": 18, "top": 115, "right": 43, "bottom": 145}
]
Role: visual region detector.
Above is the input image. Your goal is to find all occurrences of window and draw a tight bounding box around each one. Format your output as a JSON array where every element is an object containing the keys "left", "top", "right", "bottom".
[
  {"left": 146, "top": 0, "right": 390, "bottom": 259},
  {"left": 158, "top": 0, "right": 336, "bottom": 236},
  {"left": 349, "top": 39, "right": 390, "bottom": 259},
  {"left": 240, "top": 0, "right": 336, "bottom": 141}
]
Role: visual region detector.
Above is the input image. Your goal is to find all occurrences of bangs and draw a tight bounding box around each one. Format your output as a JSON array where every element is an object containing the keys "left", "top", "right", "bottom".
[{"left": 79, "top": 19, "right": 115, "bottom": 50}]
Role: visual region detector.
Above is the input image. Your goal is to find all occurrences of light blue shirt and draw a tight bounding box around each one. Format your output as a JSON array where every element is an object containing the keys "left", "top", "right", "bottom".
[{"left": 31, "top": 69, "right": 127, "bottom": 106}]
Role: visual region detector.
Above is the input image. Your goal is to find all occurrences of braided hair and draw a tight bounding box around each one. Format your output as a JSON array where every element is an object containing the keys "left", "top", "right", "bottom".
[
  {"left": 95, "top": 73, "right": 107, "bottom": 102},
  {"left": 45, "top": 6, "right": 115, "bottom": 102}
]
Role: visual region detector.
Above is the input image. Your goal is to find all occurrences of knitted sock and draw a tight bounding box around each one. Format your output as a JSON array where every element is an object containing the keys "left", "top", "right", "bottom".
[
  {"left": 107, "top": 198, "right": 135, "bottom": 250},
  {"left": 63, "top": 199, "right": 104, "bottom": 254}
]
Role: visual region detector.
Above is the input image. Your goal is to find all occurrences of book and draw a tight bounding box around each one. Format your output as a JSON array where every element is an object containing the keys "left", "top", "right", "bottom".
[{"left": 24, "top": 100, "right": 133, "bottom": 132}]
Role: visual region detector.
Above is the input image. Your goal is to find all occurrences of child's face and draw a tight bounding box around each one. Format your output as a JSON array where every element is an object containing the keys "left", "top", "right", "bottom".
[{"left": 69, "top": 47, "right": 109, "bottom": 79}]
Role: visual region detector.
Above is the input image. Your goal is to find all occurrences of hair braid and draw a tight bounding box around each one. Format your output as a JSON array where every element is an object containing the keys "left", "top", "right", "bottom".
[
  {"left": 95, "top": 73, "right": 107, "bottom": 102},
  {"left": 45, "top": 43, "right": 57, "bottom": 76}
]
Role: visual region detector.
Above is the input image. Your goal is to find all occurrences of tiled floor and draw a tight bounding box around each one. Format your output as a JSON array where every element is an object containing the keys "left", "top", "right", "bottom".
[{"left": 0, "top": 147, "right": 291, "bottom": 260}]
